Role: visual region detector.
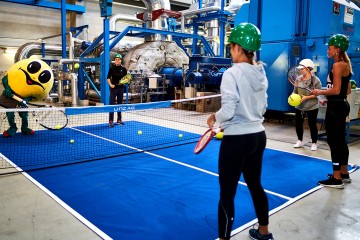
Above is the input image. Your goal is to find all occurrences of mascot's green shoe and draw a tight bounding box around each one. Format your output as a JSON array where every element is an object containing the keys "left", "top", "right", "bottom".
[
  {"left": 21, "top": 128, "right": 35, "bottom": 135},
  {"left": 3, "top": 127, "right": 17, "bottom": 137}
]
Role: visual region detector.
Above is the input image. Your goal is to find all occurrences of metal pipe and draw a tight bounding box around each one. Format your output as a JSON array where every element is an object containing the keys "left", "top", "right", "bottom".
[
  {"left": 180, "top": 6, "right": 221, "bottom": 33},
  {"left": 70, "top": 73, "right": 78, "bottom": 106},
  {"left": 58, "top": 58, "right": 81, "bottom": 65},
  {"left": 141, "top": 0, "right": 171, "bottom": 41},
  {"left": 57, "top": 73, "right": 78, "bottom": 106},
  {"left": 15, "top": 30, "right": 76, "bottom": 62},
  {"left": 141, "top": 0, "right": 170, "bottom": 11},
  {"left": 110, "top": 14, "right": 143, "bottom": 31},
  {"left": 15, "top": 42, "right": 64, "bottom": 62},
  {"left": 57, "top": 76, "right": 64, "bottom": 103},
  {"left": 69, "top": 31, "right": 74, "bottom": 60}
]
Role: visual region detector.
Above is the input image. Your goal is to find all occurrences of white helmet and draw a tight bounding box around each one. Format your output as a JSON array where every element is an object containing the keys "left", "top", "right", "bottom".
[{"left": 299, "top": 59, "right": 315, "bottom": 70}]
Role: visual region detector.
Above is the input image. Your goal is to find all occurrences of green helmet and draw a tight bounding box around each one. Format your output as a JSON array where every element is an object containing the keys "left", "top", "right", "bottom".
[
  {"left": 350, "top": 79, "right": 357, "bottom": 89},
  {"left": 328, "top": 34, "right": 349, "bottom": 51},
  {"left": 114, "top": 53, "right": 122, "bottom": 59},
  {"left": 228, "top": 23, "right": 261, "bottom": 51}
]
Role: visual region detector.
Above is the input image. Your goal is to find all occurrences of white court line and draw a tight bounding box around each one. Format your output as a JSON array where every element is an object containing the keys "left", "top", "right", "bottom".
[
  {"left": 70, "top": 127, "right": 293, "bottom": 201},
  {"left": 227, "top": 185, "right": 323, "bottom": 239},
  {"left": 267, "top": 146, "right": 358, "bottom": 172},
  {"left": 0, "top": 153, "right": 112, "bottom": 240},
  {"left": 74, "top": 127, "right": 357, "bottom": 240}
]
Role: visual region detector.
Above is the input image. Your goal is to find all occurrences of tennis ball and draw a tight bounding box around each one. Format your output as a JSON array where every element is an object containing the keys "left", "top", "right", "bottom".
[
  {"left": 215, "top": 131, "right": 224, "bottom": 140},
  {"left": 74, "top": 63, "right": 80, "bottom": 69},
  {"left": 288, "top": 94, "right": 302, "bottom": 107},
  {"left": 70, "top": 139, "right": 74, "bottom": 144},
  {"left": 179, "top": 133, "right": 183, "bottom": 138},
  {"left": 138, "top": 130, "right": 142, "bottom": 135},
  {"left": 55, "top": 124, "right": 61, "bottom": 130}
]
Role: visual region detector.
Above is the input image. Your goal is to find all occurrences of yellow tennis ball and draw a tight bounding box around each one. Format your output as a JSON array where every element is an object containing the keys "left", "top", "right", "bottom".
[
  {"left": 74, "top": 63, "right": 80, "bottom": 69},
  {"left": 215, "top": 131, "right": 224, "bottom": 140},
  {"left": 138, "top": 130, "right": 142, "bottom": 135},
  {"left": 70, "top": 139, "right": 74, "bottom": 144},
  {"left": 179, "top": 134, "right": 183, "bottom": 138},
  {"left": 288, "top": 94, "right": 302, "bottom": 107},
  {"left": 55, "top": 124, "right": 61, "bottom": 130}
]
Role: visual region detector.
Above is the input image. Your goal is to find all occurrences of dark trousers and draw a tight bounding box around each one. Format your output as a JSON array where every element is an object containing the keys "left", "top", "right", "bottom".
[
  {"left": 325, "top": 100, "right": 350, "bottom": 171},
  {"left": 295, "top": 108, "right": 319, "bottom": 143},
  {"left": 218, "top": 131, "right": 268, "bottom": 240},
  {"left": 109, "top": 87, "right": 124, "bottom": 122},
  {"left": 6, "top": 111, "right": 29, "bottom": 130}
]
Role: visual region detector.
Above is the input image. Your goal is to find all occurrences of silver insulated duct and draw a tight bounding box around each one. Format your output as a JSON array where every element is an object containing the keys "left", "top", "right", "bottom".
[
  {"left": 14, "top": 42, "right": 64, "bottom": 63},
  {"left": 123, "top": 0, "right": 189, "bottom": 73},
  {"left": 141, "top": 0, "right": 171, "bottom": 42}
]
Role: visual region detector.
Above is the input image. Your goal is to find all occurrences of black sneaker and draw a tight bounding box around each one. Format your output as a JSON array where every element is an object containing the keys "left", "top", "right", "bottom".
[
  {"left": 327, "top": 173, "right": 351, "bottom": 183},
  {"left": 117, "top": 120, "right": 124, "bottom": 125},
  {"left": 319, "top": 176, "right": 344, "bottom": 188},
  {"left": 109, "top": 121, "right": 114, "bottom": 127},
  {"left": 249, "top": 229, "right": 274, "bottom": 240}
]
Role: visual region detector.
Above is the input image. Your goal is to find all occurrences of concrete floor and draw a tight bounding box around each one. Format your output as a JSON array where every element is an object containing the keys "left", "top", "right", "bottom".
[{"left": 0, "top": 121, "right": 359, "bottom": 240}]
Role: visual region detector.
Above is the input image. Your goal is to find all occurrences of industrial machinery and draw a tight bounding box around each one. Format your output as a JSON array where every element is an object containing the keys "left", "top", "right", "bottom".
[
  {"left": 11, "top": 0, "right": 360, "bottom": 114},
  {"left": 239, "top": 0, "right": 360, "bottom": 111}
]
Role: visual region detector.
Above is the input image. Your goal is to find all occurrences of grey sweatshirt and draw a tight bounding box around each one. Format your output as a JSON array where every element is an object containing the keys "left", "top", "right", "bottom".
[{"left": 215, "top": 62, "right": 268, "bottom": 135}]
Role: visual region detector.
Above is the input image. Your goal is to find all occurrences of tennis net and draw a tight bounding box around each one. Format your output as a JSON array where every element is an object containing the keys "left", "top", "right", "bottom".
[{"left": 0, "top": 94, "right": 221, "bottom": 174}]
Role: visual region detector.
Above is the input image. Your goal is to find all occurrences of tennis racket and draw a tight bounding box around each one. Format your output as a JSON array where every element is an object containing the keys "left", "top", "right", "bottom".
[
  {"left": 119, "top": 73, "right": 131, "bottom": 84},
  {"left": 194, "top": 128, "right": 220, "bottom": 154},
  {"left": 287, "top": 64, "right": 313, "bottom": 92},
  {"left": 12, "top": 95, "right": 68, "bottom": 130}
]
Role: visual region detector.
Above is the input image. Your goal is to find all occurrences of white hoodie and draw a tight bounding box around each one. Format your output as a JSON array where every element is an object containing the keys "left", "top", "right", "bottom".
[{"left": 215, "top": 62, "right": 268, "bottom": 135}]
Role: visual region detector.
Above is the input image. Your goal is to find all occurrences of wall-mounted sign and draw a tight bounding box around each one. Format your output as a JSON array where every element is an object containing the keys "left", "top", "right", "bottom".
[
  {"left": 344, "top": 6, "right": 354, "bottom": 24},
  {"left": 333, "top": 2, "right": 340, "bottom": 15}
]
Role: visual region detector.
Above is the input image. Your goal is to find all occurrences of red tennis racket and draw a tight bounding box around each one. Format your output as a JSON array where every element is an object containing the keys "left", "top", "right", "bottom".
[
  {"left": 287, "top": 64, "right": 313, "bottom": 92},
  {"left": 194, "top": 128, "right": 220, "bottom": 154}
]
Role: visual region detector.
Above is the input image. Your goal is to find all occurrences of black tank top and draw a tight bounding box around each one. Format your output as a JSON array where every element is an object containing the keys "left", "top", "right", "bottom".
[{"left": 327, "top": 71, "right": 351, "bottom": 100}]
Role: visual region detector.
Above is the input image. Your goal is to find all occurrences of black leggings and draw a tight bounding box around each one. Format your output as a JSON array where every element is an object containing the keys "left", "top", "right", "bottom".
[
  {"left": 325, "top": 100, "right": 350, "bottom": 171},
  {"left": 218, "top": 131, "right": 268, "bottom": 240},
  {"left": 295, "top": 108, "right": 319, "bottom": 143}
]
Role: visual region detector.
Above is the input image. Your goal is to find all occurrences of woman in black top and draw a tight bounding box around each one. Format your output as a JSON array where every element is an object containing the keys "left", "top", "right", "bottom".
[
  {"left": 107, "top": 54, "right": 127, "bottom": 127},
  {"left": 312, "top": 34, "right": 352, "bottom": 188}
]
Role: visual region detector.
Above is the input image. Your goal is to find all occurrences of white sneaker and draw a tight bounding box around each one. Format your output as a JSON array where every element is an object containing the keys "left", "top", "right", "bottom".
[
  {"left": 294, "top": 140, "right": 303, "bottom": 148},
  {"left": 311, "top": 143, "right": 318, "bottom": 151}
]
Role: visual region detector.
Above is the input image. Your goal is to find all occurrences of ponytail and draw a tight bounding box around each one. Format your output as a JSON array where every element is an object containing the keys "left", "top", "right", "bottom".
[{"left": 339, "top": 51, "right": 353, "bottom": 74}]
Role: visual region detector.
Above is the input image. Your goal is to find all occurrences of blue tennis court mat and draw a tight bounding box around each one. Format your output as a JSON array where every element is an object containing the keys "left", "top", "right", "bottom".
[{"left": 1, "top": 123, "right": 356, "bottom": 240}]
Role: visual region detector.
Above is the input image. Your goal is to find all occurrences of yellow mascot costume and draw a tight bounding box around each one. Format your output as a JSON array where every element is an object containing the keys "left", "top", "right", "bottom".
[{"left": 1, "top": 59, "right": 54, "bottom": 137}]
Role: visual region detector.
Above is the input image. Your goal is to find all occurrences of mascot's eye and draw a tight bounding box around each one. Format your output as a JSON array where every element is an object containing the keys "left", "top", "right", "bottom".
[
  {"left": 27, "top": 61, "right": 42, "bottom": 74},
  {"left": 38, "top": 70, "right": 52, "bottom": 83}
]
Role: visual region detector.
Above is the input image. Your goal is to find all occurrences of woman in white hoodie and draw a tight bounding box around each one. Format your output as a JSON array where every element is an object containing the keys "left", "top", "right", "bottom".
[{"left": 207, "top": 23, "right": 273, "bottom": 240}]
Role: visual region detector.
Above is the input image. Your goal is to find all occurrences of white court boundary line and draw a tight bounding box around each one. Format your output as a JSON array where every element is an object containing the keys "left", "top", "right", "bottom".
[
  {"left": 71, "top": 127, "right": 350, "bottom": 240},
  {"left": 0, "top": 152, "right": 112, "bottom": 240}
]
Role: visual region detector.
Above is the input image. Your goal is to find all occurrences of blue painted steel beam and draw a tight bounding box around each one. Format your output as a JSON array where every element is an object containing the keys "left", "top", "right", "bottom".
[
  {"left": 83, "top": 69, "right": 101, "bottom": 97},
  {"left": 2, "top": 0, "right": 86, "bottom": 13},
  {"left": 108, "top": 26, "right": 215, "bottom": 57},
  {"left": 101, "top": 17, "right": 110, "bottom": 104},
  {"left": 70, "top": 25, "right": 89, "bottom": 38},
  {"left": 248, "top": 0, "right": 262, "bottom": 60},
  {"left": 61, "top": 0, "right": 66, "bottom": 59}
]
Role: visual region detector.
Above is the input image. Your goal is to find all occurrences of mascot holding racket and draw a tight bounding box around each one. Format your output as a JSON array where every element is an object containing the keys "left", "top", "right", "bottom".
[{"left": 1, "top": 58, "right": 54, "bottom": 137}]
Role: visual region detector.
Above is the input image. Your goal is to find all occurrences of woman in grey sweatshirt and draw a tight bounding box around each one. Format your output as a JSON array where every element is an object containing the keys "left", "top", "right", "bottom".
[{"left": 207, "top": 23, "right": 273, "bottom": 240}]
